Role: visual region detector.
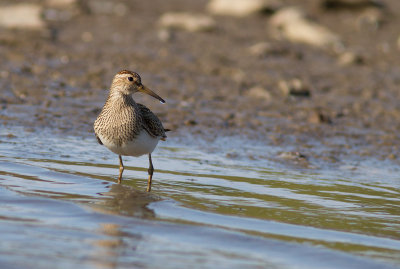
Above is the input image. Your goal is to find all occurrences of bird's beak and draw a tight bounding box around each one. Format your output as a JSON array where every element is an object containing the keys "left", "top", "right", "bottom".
[{"left": 138, "top": 84, "right": 165, "bottom": 103}]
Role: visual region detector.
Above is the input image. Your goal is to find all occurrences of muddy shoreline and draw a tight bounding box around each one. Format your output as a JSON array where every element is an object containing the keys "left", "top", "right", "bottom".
[{"left": 1, "top": 0, "right": 400, "bottom": 167}]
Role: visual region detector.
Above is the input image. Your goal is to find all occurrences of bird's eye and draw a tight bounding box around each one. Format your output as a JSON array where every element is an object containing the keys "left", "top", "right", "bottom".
[{"left": 128, "top": 77, "right": 133, "bottom": 81}]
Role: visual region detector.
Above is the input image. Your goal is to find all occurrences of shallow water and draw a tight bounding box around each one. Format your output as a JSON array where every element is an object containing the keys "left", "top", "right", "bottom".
[{"left": 0, "top": 126, "right": 399, "bottom": 269}]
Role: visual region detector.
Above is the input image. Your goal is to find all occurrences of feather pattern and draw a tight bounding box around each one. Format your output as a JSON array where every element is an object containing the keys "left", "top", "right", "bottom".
[
  {"left": 93, "top": 70, "right": 166, "bottom": 152},
  {"left": 138, "top": 103, "right": 167, "bottom": 139}
]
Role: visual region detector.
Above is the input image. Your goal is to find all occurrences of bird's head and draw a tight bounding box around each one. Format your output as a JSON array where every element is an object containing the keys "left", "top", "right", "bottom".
[{"left": 111, "top": 70, "right": 165, "bottom": 103}]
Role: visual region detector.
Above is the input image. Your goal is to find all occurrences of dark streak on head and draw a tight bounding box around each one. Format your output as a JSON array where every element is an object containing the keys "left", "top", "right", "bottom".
[
  {"left": 118, "top": 70, "right": 135, "bottom": 75},
  {"left": 117, "top": 70, "right": 142, "bottom": 84}
]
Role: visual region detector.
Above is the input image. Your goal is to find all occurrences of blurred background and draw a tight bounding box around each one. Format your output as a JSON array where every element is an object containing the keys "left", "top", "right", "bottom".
[
  {"left": 1, "top": 0, "right": 399, "bottom": 162},
  {"left": 0, "top": 0, "right": 400, "bottom": 268}
]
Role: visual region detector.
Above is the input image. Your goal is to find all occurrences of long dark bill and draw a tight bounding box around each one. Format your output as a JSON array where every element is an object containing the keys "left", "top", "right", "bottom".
[{"left": 138, "top": 84, "right": 165, "bottom": 103}]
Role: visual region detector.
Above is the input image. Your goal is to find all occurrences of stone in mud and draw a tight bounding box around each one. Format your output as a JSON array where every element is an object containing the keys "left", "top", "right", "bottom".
[
  {"left": 249, "top": 42, "right": 274, "bottom": 57},
  {"left": 248, "top": 42, "right": 289, "bottom": 57},
  {"left": 308, "top": 109, "right": 333, "bottom": 124},
  {"left": 277, "top": 151, "right": 310, "bottom": 167},
  {"left": 226, "top": 152, "right": 239, "bottom": 158},
  {"left": 158, "top": 12, "right": 216, "bottom": 32},
  {"left": 278, "top": 151, "right": 307, "bottom": 160},
  {"left": 0, "top": 4, "right": 45, "bottom": 30},
  {"left": 278, "top": 79, "right": 311, "bottom": 97},
  {"left": 7, "top": 133, "right": 16, "bottom": 139},
  {"left": 231, "top": 69, "right": 246, "bottom": 83},
  {"left": 246, "top": 86, "right": 272, "bottom": 101},
  {"left": 157, "top": 29, "right": 174, "bottom": 42},
  {"left": 207, "top": 0, "right": 279, "bottom": 17},
  {"left": 184, "top": 119, "right": 198, "bottom": 126},
  {"left": 337, "top": 51, "right": 365, "bottom": 65},
  {"left": 269, "top": 7, "right": 341, "bottom": 48},
  {"left": 223, "top": 113, "right": 235, "bottom": 121}
]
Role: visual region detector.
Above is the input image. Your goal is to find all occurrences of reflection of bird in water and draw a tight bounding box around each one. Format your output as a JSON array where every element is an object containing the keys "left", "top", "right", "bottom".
[
  {"left": 97, "top": 184, "right": 157, "bottom": 219},
  {"left": 94, "top": 70, "right": 168, "bottom": 192},
  {"left": 90, "top": 184, "right": 157, "bottom": 268}
]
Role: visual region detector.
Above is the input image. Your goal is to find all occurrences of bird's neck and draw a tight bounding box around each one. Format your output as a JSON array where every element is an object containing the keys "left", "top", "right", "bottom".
[{"left": 106, "top": 90, "right": 137, "bottom": 109}]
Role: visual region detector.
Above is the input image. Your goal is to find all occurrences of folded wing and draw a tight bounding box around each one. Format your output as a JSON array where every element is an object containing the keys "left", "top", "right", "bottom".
[{"left": 137, "top": 103, "right": 167, "bottom": 140}]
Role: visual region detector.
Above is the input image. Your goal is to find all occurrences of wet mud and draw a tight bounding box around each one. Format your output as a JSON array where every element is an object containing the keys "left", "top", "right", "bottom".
[{"left": 1, "top": 0, "right": 400, "bottom": 166}]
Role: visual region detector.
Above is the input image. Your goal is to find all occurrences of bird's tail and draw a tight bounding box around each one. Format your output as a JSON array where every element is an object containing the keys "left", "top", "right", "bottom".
[{"left": 161, "top": 129, "right": 171, "bottom": 141}]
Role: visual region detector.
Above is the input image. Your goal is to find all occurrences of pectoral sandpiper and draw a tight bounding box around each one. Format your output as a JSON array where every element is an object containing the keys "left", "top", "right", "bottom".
[{"left": 94, "top": 70, "right": 167, "bottom": 192}]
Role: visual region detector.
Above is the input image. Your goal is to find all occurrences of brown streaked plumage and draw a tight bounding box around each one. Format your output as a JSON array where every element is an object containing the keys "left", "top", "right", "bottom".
[{"left": 94, "top": 70, "right": 167, "bottom": 192}]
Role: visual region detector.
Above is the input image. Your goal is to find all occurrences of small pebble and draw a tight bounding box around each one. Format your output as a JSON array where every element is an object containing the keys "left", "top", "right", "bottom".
[
  {"left": 269, "top": 6, "right": 341, "bottom": 48},
  {"left": 278, "top": 151, "right": 308, "bottom": 160},
  {"left": 7, "top": 133, "right": 16, "bottom": 138},
  {"left": 249, "top": 42, "right": 274, "bottom": 57},
  {"left": 226, "top": 152, "right": 239, "bottom": 158},
  {"left": 278, "top": 79, "right": 311, "bottom": 97},
  {"left": 246, "top": 86, "right": 272, "bottom": 101},
  {"left": 308, "top": 109, "right": 332, "bottom": 124},
  {"left": 338, "top": 51, "right": 364, "bottom": 65},
  {"left": 184, "top": 119, "right": 198, "bottom": 126},
  {"left": 157, "top": 29, "right": 174, "bottom": 42}
]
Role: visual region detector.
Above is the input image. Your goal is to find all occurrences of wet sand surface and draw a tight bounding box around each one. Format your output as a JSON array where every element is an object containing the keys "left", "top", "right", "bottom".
[{"left": 1, "top": 0, "right": 400, "bottom": 268}]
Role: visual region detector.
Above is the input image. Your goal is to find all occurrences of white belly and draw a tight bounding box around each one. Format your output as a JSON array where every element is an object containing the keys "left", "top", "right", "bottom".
[{"left": 100, "top": 131, "right": 160, "bottom": 157}]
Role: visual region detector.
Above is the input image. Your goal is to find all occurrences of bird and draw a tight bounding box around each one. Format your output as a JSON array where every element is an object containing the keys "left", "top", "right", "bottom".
[{"left": 94, "top": 70, "right": 167, "bottom": 192}]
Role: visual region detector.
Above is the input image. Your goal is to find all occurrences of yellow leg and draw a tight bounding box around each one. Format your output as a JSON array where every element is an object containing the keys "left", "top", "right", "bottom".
[
  {"left": 118, "top": 155, "right": 124, "bottom": 184},
  {"left": 147, "top": 154, "right": 154, "bottom": 192}
]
